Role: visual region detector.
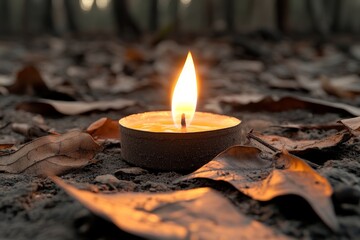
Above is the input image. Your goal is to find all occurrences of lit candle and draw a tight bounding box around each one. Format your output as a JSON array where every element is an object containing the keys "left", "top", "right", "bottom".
[{"left": 119, "top": 52, "right": 241, "bottom": 172}]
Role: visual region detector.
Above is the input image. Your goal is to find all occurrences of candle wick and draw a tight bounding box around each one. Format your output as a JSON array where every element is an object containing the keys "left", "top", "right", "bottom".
[{"left": 181, "top": 113, "right": 186, "bottom": 128}]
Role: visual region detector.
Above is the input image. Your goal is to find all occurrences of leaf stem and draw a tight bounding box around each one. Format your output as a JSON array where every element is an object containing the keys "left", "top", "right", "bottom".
[{"left": 247, "top": 130, "right": 320, "bottom": 169}]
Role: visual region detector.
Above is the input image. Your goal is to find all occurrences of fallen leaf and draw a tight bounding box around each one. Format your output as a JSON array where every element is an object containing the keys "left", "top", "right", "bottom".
[
  {"left": 321, "top": 75, "right": 360, "bottom": 99},
  {"left": 16, "top": 98, "right": 136, "bottom": 116},
  {"left": 206, "top": 94, "right": 360, "bottom": 116},
  {"left": 248, "top": 131, "right": 351, "bottom": 155},
  {"left": 0, "top": 144, "right": 14, "bottom": 150},
  {"left": 178, "top": 146, "right": 339, "bottom": 231},
  {"left": 125, "top": 47, "right": 147, "bottom": 63},
  {"left": 52, "top": 177, "right": 290, "bottom": 240},
  {"left": 7, "top": 65, "right": 75, "bottom": 101},
  {"left": 11, "top": 123, "right": 50, "bottom": 140},
  {"left": 338, "top": 116, "right": 360, "bottom": 136},
  {"left": 86, "top": 117, "right": 120, "bottom": 140},
  {"left": 89, "top": 75, "right": 153, "bottom": 94},
  {"left": 0, "top": 131, "right": 101, "bottom": 176}
]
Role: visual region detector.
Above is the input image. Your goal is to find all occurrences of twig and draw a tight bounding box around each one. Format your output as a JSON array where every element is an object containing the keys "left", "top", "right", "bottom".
[
  {"left": 247, "top": 130, "right": 280, "bottom": 153},
  {"left": 247, "top": 130, "right": 320, "bottom": 169}
]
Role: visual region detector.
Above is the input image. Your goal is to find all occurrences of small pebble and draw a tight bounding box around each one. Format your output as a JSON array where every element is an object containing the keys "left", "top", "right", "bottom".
[
  {"left": 94, "top": 174, "right": 121, "bottom": 185},
  {"left": 145, "top": 181, "right": 169, "bottom": 192},
  {"left": 115, "top": 167, "right": 148, "bottom": 178}
]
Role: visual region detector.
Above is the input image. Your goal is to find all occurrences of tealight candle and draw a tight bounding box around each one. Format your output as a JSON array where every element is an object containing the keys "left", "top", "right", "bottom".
[{"left": 119, "top": 52, "right": 241, "bottom": 172}]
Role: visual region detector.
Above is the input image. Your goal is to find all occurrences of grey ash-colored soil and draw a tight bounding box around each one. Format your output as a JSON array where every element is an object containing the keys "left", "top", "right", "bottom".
[{"left": 0, "top": 36, "right": 359, "bottom": 240}]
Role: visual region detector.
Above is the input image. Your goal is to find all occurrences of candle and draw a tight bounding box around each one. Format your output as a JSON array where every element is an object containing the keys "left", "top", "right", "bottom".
[
  {"left": 119, "top": 52, "right": 241, "bottom": 172},
  {"left": 120, "top": 111, "right": 240, "bottom": 133}
]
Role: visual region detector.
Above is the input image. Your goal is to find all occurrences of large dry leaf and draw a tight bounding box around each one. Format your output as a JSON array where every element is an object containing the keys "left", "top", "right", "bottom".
[
  {"left": 52, "top": 177, "right": 290, "bottom": 240},
  {"left": 249, "top": 131, "right": 351, "bottom": 155},
  {"left": 205, "top": 94, "right": 360, "bottom": 116},
  {"left": 339, "top": 116, "right": 360, "bottom": 136},
  {"left": 86, "top": 117, "right": 120, "bottom": 140},
  {"left": 16, "top": 98, "right": 136, "bottom": 116},
  {"left": 0, "top": 131, "right": 101, "bottom": 176},
  {"left": 178, "top": 146, "right": 339, "bottom": 231}
]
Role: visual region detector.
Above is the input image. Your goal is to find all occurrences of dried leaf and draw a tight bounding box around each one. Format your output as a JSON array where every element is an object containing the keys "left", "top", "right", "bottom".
[
  {"left": 249, "top": 131, "right": 351, "bottom": 155},
  {"left": 7, "top": 65, "right": 75, "bottom": 100},
  {"left": 206, "top": 94, "right": 360, "bottom": 116},
  {"left": 52, "top": 177, "right": 290, "bottom": 240},
  {"left": 321, "top": 75, "right": 360, "bottom": 99},
  {"left": 125, "top": 47, "right": 147, "bottom": 63},
  {"left": 339, "top": 116, "right": 360, "bottom": 136},
  {"left": 178, "top": 146, "right": 339, "bottom": 231},
  {"left": 16, "top": 99, "right": 136, "bottom": 116},
  {"left": 89, "top": 75, "right": 153, "bottom": 94},
  {"left": 11, "top": 123, "right": 50, "bottom": 140},
  {"left": 0, "top": 144, "right": 14, "bottom": 150},
  {"left": 0, "top": 131, "right": 101, "bottom": 176},
  {"left": 86, "top": 117, "right": 120, "bottom": 140}
]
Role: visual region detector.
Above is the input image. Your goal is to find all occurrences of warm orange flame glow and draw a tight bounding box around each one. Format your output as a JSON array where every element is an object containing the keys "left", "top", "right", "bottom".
[{"left": 171, "top": 52, "right": 198, "bottom": 128}]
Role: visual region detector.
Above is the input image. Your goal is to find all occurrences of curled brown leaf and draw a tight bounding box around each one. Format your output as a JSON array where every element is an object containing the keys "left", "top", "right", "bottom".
[
  {"left": 86, "top": 117, "right": 120, "bottom": 141},
  {"left": 178, "top": 145, "right": 339, "bottom": 231},
  {"left": 338, "top": 116, "right": 360, "bottom": 136}
]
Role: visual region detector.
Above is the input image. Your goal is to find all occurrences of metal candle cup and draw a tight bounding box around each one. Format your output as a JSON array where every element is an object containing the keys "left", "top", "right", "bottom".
[{"left": 119, "top": 111, "right": 241, "bottom": 172}]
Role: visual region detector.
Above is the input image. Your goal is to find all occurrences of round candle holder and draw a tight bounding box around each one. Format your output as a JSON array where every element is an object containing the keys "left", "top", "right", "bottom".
[{"left": 119, "top": 111, "right": 241, "bottom": 172}]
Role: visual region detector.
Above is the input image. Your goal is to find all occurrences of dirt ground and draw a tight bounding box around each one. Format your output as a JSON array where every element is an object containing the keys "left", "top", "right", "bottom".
[{"left": 0, "top": 35, "right": 360, "bottom": 240}]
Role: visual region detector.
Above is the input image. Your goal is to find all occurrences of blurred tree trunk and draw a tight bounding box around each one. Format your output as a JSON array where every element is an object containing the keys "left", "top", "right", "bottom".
[
  {"left": 276, "top": 0, "right": 288, "bottom": 33},
  {"left": 43, "top": 0, "right": 55, "bottom": 34},
  {"left": 64, "top": 0, "right": 77, "bottom": 33},
  {"left": 205, "top": 0, "right": 214, "bottom": 33},
  {"left": 149, "top": 0, "right": 158, "bottom": 32},
  {"left": 331, "top": 0, "right": 342, "bottom": 32},
  {"left": 224, "top": 0, "right": 234, "bottom": 32},
  {"left": 22, "top": 0, "right": 32, "bottom": 37},
  {"left": 0, "top": 0, "right": 10, "bottom": 35},
  {"left": 169, "top": 0, "right": 179, "bottom": 32},
  {"left": 306, "top": 0, "right": 339, "bottom": 37},
  {"left": 113, "top": 0, "right": 141, "bottom": 39}
]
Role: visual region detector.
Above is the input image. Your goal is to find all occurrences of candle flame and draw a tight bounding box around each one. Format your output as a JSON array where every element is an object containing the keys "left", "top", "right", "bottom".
[{"left": 172, "top": 52, "right": 198, "bottom": 128}]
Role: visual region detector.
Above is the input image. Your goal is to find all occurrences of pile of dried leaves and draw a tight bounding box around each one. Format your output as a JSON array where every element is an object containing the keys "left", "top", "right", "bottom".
[{"left": 0, "top": 36, "right": 360, "bottom": 240}]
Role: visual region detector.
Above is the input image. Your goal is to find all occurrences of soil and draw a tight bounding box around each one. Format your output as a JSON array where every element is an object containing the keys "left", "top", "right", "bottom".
[{"left": 0, "top": 36, "right": 359, "bottom": 240}]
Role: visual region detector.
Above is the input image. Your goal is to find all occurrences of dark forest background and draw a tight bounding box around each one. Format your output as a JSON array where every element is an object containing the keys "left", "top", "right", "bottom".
[{"left": 1, "top": 0, "right": 360, "bottom": 40}]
